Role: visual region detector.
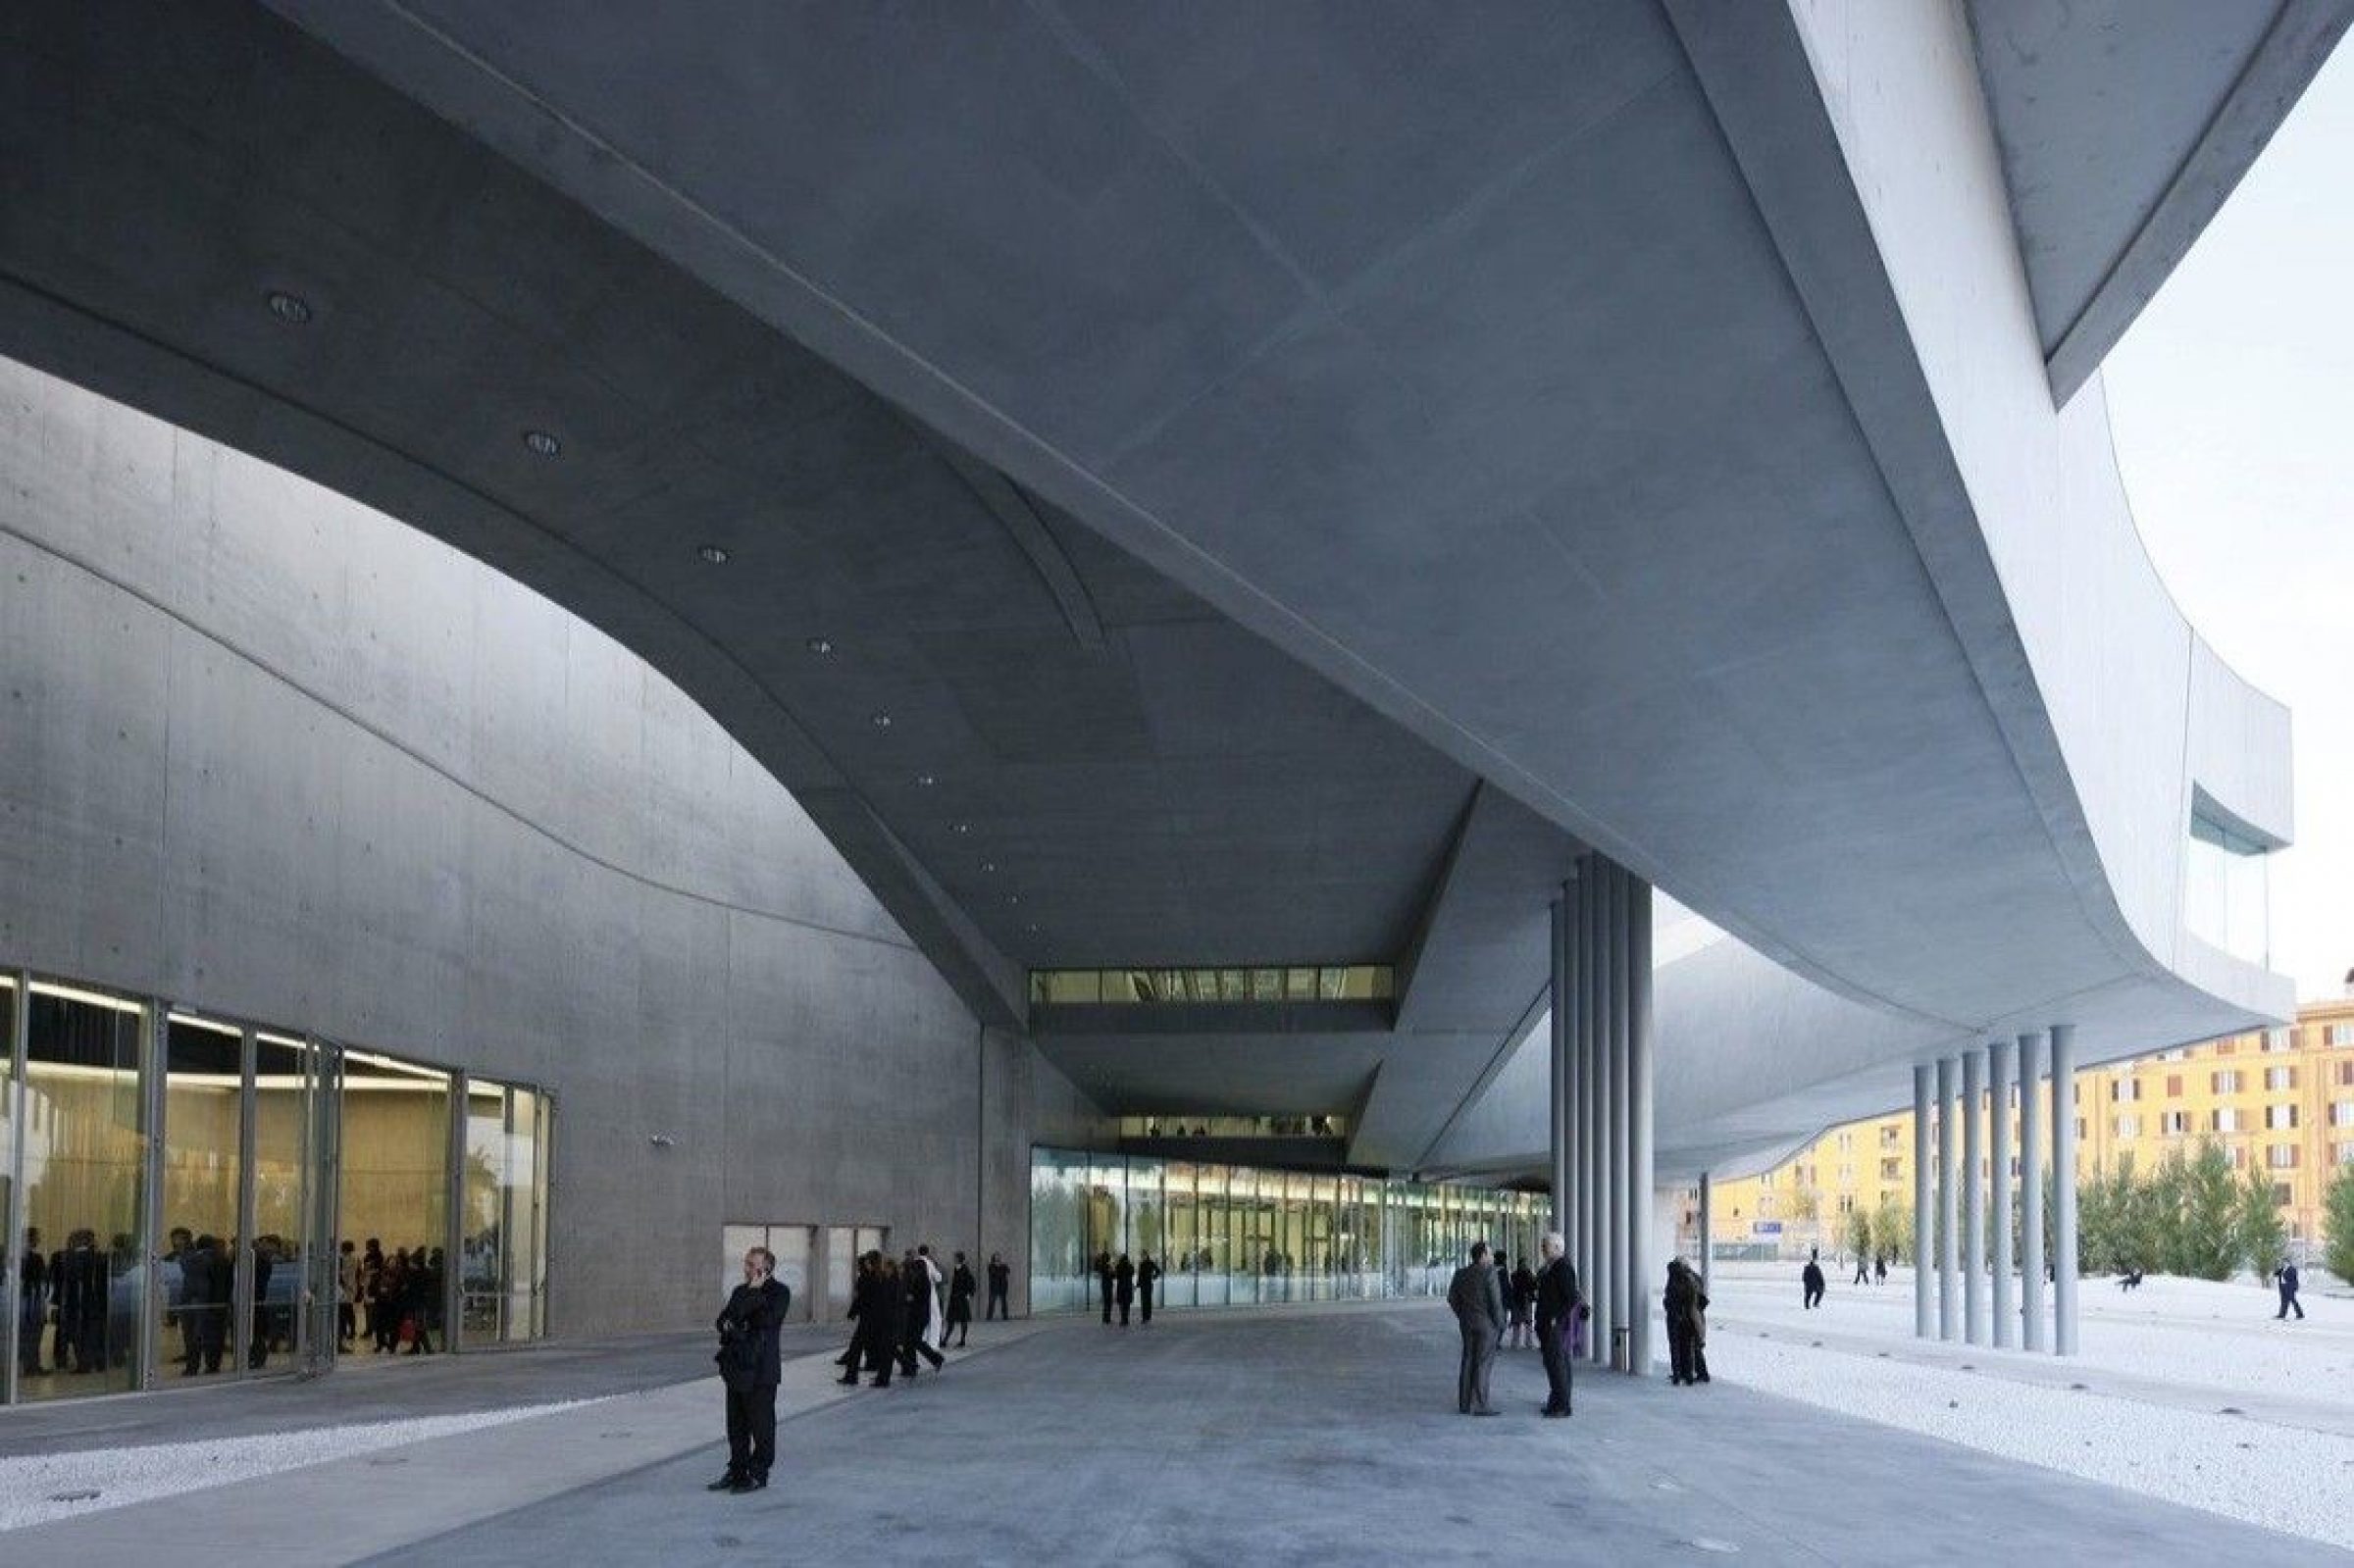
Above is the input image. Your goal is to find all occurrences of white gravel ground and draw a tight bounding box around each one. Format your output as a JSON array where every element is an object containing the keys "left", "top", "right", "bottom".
[
  {"left": 0, "top": 1397, "right": 599, "bottom": 1533},
  {"left": 1698, "top": 1263, "right": 2354, "bottom": 1551}
]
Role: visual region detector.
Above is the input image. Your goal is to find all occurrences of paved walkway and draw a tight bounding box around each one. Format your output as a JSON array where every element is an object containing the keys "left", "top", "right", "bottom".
[{"left": 17, "top": 1302, "right": 2307, "bottom": 1565}]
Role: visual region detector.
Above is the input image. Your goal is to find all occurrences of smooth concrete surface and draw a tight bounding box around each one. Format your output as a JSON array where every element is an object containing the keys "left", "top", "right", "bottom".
[
  {"left": 0, "top": 357, "right": 1100, "bottom": 1333},
  {"left": 13, "top": 1307, "right": 2308, "bottom": 1567},
  {"left": 0, "top": 0, "right": 2308, "bottom": 1188},
  {"left": 7, "top": 1325, "right": 1050, "bottom": 1562}
]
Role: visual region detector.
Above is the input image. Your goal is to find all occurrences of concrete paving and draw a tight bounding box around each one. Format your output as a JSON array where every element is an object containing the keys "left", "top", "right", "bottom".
[{"left": 26, "top": 1305, "right": 2294, "bottom": 1566}]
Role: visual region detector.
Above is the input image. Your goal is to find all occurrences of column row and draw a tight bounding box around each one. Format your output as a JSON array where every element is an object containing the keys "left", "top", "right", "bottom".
[{"left": 1917, "top": 1026, "right": 2079, "bottom": 1356}]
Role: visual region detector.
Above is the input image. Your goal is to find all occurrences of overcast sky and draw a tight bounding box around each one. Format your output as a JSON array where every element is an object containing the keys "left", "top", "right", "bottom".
[{"left": 2106, "top": 42, "right": 2354, "bottom": 1005}]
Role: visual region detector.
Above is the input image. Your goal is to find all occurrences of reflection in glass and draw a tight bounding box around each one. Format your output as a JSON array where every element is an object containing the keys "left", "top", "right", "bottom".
[
  {"left": 251, "top": 1034, "right": 309, "bottom": 1371},
  {"left": 462, "top": 1080, "right": 549, "bottom": 1344},
  {"left": 21, "top": 983, "right": 147, "bottom": 1400},
  {"left": 158, "top": 1013, "right": 241, "bottom": 1380},
  {"left": 340, "top": 1051, "right": 449, "bottom": 1357}
]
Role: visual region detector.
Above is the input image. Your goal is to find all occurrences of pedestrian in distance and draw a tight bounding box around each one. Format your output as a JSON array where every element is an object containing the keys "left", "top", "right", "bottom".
[
  {"left": 1509, "top": 1254, "right": 1537, "bottom": 1349},
  {"left": 947, "top": 1251, "right": 977, "bottom": 1346},
  {"left": 1533, "top": 1232, "right": 1579, "bottom": 1419},
  {"left": 1446, "top": 1241, "right": 1505, "bottom": 1416},
  {"left": 2275, "top": 1260, "right": 2305, "bottom": 1320},
  {"left": 986, "top": 1252, "right": 1011, "bottom": 1321},
  {"left": 1851, "top": 1252, "right": 1868, "bottom": 1287},
  {"left": 1096, "top": 1251, "right": 1115, "bottom": 1325},
  {"left": 1113, "top": 1252, "right": 1136, "bottom": 1326},
  {"left": 709, "top": 1244, "right": 789, "bottom": 1494},
  {"left": 1137, "top": 1252, "right": 1159, "bottom": 1325},
  {"left": 1664, "top": 1258, "right": 1711, "bottom": 1386},
  {"left": 1801, "top": 1248, "right": 1825, "bottom": 1310},
  {"left": 1874, "top": 1253, "right": 1887, "bottom": 1286}
]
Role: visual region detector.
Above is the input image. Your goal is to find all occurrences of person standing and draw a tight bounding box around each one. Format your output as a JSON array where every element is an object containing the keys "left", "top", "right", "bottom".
[
  {"left": 247, "top": 1238, "right": 276, "bottom": 1369},
  {"left": 1874, "top": 1253, "right": 1887, "bottom": 1286},
  {"left": 1665, "top": 1258, "right": 1712, "bottom": 1385},
  {"left": 1136, "top": 1252, "right": 1160, "bottom": 1325},
  {"left": 1533, "top": 1232, "right": 1579, "bottom": 1419},
  {"left": 1096, "top": 1251, "right": 1115, "bottom": 1325},
  {"left": 915, "top": 1244, "right": 947, "bottom": 1357},
  {"left": 1508, "top": 1255, "right": 1537, "bottom": 1349},
  {"left": 946, "top": 1252, "right": 977, "bottom": 1346},
  {"left": 178, "top": 1235, "right": 224, "bottom": 1375},
  {"left": 1446, "top": 1241, "right": 1505, "bottom": 1416},
  {"left": 2276, "top": 1260, "right": 2305, "bottom": 1321},
  {"left": 1801, "top": 1248, "right": 1825, "bottom": 1310},
  {"left": 986, "top": 1253, "right": 1011, "bottom": 1321},
  {"left": 336, "top": 1240, "right": 360, "bottom": 1350},
  {"left": 1113, "top": 1253, "right": 1136, "bottom": 1327},
  {"left": 708, "top": 1245, "right": 789, "bottom": 1494},
  {"left": 1852, "top": 1252, "right": 1868, "bottom": 1287},
  {"left": 17, "top": 1228, "right": 47, "bottom": 1376}
]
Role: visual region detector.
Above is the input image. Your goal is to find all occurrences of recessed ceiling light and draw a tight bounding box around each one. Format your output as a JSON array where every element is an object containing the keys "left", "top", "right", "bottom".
[
  {"left": 915, "top": 774, "right": 937, "bottom": 787},
  {"left": 870, "top": 712, "right": 894, "bottom": 729},
  {"left": 697, "top": 544, "right": 730, "bottom": 565},
  {"left": 524, "top": 430, "right": 562, "bottom": 458},
  {"left": 265, "top": 290, "right": 312, "bottom": 325},
  {"left": 1006, "top": 893, "right": 1021, "bottom": 905},
  {"left": 805, "top": 637, "right": 833, "bottom": 655},
  {"left": 981, "top": 861, "right": 996, "bottom": 873},
  {"left": 1026, "top": 922, "right": 1040, "bottom": 933},
  {"left": 950, "top": 822, "right": 970, "bottom": 835}
]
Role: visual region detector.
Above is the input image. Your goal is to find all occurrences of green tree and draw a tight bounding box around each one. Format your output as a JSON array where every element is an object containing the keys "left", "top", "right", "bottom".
[
  {"left": 1872, "top": 1191, "right": 1913, "bottom": 1264},
  {"left": 2324, "top": 1162, "right": 2354, "bottom": 1286},
  {"left": 2174, "top": 1140, "right": 2240, "bottom": 1281},
  {"left": 1841, "top": 1205, "right": 1871, "bottom": 1261},
  {"left": 2233, "top": 1160, "right": 2287, "bottom": 1277}
]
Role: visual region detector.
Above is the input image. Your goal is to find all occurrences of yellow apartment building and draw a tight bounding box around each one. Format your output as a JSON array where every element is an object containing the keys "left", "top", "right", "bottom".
[{"left": 1704, "top": 993, "right": 2354, "bottom": 1257}]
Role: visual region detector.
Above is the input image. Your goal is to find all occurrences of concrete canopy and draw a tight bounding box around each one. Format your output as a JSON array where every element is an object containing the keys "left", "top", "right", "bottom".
[{"left": 0, "top": 0, "right": 2322, "bottom": 1177}]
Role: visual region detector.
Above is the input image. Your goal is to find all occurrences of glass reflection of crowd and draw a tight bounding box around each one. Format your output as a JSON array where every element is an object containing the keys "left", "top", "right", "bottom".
[
  {"left": 345, "top": 1236, "right": 446, "bottom": 1355},
  {"left": 15, "top": 1225, "right": 141, "bottom": 1380}
]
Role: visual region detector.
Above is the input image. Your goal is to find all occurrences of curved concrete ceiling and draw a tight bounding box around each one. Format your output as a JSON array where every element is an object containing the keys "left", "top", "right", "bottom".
[{"left": 0, "top": 0, "right": 2322, "bottom": 1174}]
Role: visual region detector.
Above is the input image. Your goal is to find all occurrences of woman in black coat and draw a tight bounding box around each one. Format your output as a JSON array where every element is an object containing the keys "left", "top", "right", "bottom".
[
  {"left": 1663, "top": 1259, "right": 1711, "bottom": 1386},
  {"left": 946, "top": 1254, "right": 977, "bottom": 1347}
]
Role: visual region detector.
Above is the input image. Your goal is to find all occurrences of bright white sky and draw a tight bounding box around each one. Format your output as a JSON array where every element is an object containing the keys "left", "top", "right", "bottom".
[{"left": 2108, "top": 41, "right": 2354, "bottom": 1005}]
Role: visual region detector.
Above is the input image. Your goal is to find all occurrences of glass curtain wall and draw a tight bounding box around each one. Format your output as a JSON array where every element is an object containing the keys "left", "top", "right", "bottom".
[
  {"left": 1027, "top": 1146, "right": 1544, "bottom": 1318},
  {"left": 0, "top": 965, "right": 551, "bottom": 1407}
]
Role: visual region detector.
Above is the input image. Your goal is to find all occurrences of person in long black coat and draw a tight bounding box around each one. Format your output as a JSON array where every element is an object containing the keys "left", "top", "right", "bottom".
[
  {"left": 1533, "top": 1234, "right": 1579, "bottom": 1418},
  {"left": 1664, "top": 1258, "right": 1711, "bottom": 1386},
  {"left": 51, "top": 1231, "right": 110, "bottom": 1374},
  {"left": 1096, "top": 1251, "right": 1115, "bottom": 1325},
  {"left": 1136, "top": 1253, "right": 1160, "bottom": 1325},
  {"left": 947, "top": 1253, "right": 977, "bottom": 1346},
  {"left": 868, "top": 1256, "right": 905, "bottom": 1387},
  {"left": 898, "top": 1250, "right": 945, "bottom": 1374},
  {"left": 179, "top": 1236, "right": 225, "bottom": 1375},
  {"left": 986, "top": 1253, "right": 1011, "bottom": 1320},
  {"left": 1112, "top": 1253, "right": 1136, "bottom": 1327},
  {"left": 709, "top": 1245, "right": 789, "bottom": 1493}
]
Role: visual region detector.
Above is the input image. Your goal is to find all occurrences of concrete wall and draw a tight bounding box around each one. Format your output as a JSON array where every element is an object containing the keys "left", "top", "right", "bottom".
[{"left": 0, "top": 356, "right": 1101, "bottom": 1335}]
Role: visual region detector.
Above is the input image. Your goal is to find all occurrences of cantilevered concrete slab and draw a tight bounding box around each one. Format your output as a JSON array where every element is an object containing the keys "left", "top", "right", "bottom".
[{"left": 0, "top": 0, "right": 2328, "bottom": 1179}]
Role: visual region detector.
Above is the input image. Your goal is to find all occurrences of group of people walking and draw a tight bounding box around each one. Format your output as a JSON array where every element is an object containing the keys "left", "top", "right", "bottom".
[{"left": 1446, "top": 1235, "right": 1714, "bottom": 1413}]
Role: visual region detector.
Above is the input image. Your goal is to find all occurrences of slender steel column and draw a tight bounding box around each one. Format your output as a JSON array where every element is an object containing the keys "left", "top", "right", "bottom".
[
  {"left": 1697, "top": 1171, "right": 1713, "bottom": 1286},
  {"left": 1988, "top": 1037, "right": 2015, "bottom": 1349},
  {"left": 1913, "top": 1062, "right": 1933, "bottom": 1339},
  {"left": 1936, "top": 1055, "right": 1958, "bottom": 1341},
  {"left": 1589, "top": 867, "right": 1612, "bottom": 1366},
  {"left": 1605, "top": 865, "right": 1630, "bottom": 1372},
  {"left": 1574, "top": 872, "right": 1595, "bottom": 1350},
  {"left": 2019, "top": 1030, "right": 2047, "bottom": 1351},
  {"left": 1962, "top": 1046, "right": 1985, "bottom": 1346},
  {"left": 2050, "top": 1023, "right": 2079, "bottom": 1356},
  {"left": 1549, "top": 892, "right": 1571, "bottom": 1239},
  {"left": 1626, "top": 873, "right": 1654, "bottom": 1379}
]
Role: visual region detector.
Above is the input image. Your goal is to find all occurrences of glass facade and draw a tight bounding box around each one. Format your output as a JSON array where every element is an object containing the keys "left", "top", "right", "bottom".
[
  {"left": 2185, "top": 808, "right": 2271, "bottom": 966},
  {"left": 1030, "top": 966, "right": 1394, "bottom": 1006},
  {"left": 0, "top": 966, "right": 552, "bottom": 1406},
  {"left": 1116, "top": 1114, "right": 1348, "bottom": 1139},
  {"left": 1026, "top": 1145, "right": 1544, "bottom": 1316}
]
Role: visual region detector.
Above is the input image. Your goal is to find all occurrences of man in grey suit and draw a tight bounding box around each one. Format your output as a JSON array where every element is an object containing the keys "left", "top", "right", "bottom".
[{"left": 1447, "top": 1241, "right": 1506, "bottom": 1416}]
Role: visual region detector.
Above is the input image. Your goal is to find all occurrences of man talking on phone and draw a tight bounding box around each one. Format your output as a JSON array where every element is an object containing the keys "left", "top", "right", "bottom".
[{"left": 711, "top": 1245, "right": 790, "bottom": 1494}]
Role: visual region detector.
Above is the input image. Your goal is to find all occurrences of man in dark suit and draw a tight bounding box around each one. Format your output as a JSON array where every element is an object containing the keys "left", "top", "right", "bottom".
[
  {"left": 1533, "top": 1232, "right": 1579, "bottom": 1418},
  {"left": 985, "top": 1253, "right": 1011, "bottom": 1320},
  {"left": 709, "top": 1245, "right": 790, "bottom": 1494},
  {"left": 1446, "top": 1241, "right": 1505, "bottom": 1416}
]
